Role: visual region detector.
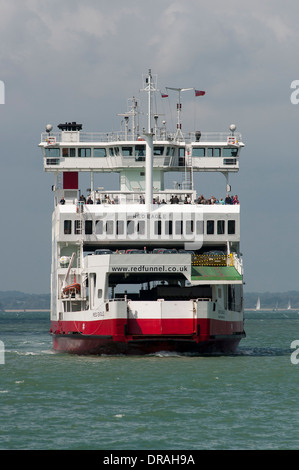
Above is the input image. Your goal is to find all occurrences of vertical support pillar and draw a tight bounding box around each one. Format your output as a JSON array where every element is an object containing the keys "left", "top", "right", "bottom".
[{"left": 144, "top": 132, "right": 154, "bottom": 209}]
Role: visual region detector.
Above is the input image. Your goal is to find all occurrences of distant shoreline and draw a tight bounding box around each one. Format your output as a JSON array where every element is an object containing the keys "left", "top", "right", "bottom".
[{"left": 3, "top": 309, "right": 50, "bottom": 312}]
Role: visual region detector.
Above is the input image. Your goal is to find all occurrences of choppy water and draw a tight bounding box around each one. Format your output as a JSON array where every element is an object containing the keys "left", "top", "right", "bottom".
[{"left": 0, "top": 310, "right": 299, "bottom": 450}]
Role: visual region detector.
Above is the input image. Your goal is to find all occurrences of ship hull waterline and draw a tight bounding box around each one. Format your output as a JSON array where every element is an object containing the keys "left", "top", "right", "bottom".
[
  {"left": 51, "top": 333, "right": 244, "bottom": 355},
  {"left": 50, "top": 316, "right": 245, "bottom": 355}
]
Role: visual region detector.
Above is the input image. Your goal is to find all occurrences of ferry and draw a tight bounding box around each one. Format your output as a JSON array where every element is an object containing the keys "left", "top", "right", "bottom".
[{"left": 39, "top": 70, "right": 245, "bottom": 354}]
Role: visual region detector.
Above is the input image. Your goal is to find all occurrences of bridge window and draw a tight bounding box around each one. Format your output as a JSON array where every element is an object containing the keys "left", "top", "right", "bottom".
[
  {"left": 78, "top": 148, "right": 91, "bottom": 157},
  {"left": 122, "top": 146, "right": 133, "bottom": 156},
  {"left": 166, "top": 147, "right": 175, "bottom": 156},
  {"left": 62, "top": 148, "right": 76, "bottom": 157},
  {"left": 154, "top": 146, "right": 164, "bottom": 155},
  {"left": 45, "top": 148, "right": 60, "bottom": 157},
  {"left": 223, "top": 148, "right": 238, "bottom": 157},
  {"left": 94, "top": 148, "right": 106, "bottom": 157},
  {"left": 135, "top": 145, "right": 145, "bottom": 161},
  {"left": 192, "top": 148, "right": 205, "bottom": 157},
  {"left": 207, "top": 147, "right": 221, "bottom": 157}
]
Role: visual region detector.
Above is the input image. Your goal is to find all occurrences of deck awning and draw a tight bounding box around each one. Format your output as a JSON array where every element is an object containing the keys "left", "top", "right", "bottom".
[{"left": 191, "top": 266, "right": 243, "bottom": 284}]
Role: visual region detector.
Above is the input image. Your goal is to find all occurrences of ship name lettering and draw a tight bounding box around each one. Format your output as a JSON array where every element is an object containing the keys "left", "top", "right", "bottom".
[
  {"left": 148, "top": 454, "right": 195, "bottom": 465},
  {"left": 93, "top": 311, "right": 105, "bottom": 318}
]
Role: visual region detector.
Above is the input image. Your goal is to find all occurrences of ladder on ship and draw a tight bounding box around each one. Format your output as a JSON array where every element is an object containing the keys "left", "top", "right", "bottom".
[{"left": 183, "top": 153, "right": 193, "bottom": 191}]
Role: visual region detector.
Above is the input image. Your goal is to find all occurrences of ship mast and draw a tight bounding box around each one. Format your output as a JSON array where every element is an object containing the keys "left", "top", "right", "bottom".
[
  {"left": 118, "top": 96, "right": 139, "bottom": 140},
  {"left": 142, "top": 69, "right": 157, "bottom": 209},
  {"left": 166, "top": 87, "right": 193, "bottom": 141}
]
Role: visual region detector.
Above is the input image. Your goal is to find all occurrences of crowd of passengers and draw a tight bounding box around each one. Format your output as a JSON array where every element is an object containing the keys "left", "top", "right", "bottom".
[{"left": 60, "top": 193, "right": 239, "bottom": 205}]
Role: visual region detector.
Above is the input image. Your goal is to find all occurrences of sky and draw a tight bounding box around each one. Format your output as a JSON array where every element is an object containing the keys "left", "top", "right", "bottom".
[{"left": 1, "top": 0, "right": 299, "bottom": 295}]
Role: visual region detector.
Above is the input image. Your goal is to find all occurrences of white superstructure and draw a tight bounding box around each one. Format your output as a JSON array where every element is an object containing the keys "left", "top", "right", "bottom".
[{"left": 39, "top": 70, "right": 245, "bottom": 355}]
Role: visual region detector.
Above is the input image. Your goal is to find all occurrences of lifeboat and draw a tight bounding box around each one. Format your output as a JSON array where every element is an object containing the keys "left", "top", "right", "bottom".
[
  {"left": 62, "top": 274, "right": 81, "bottom": 295},
  {"left": 63, "top": 283, "right": 81, "bottom": 295}
]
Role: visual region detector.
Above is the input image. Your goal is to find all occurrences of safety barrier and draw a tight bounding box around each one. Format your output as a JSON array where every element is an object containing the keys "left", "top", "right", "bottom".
[{"left": 192, "top": 253, "right": 233, "bottom": 267}]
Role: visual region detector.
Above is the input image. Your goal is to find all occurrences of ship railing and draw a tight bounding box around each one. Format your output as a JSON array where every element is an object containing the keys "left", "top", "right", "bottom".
[
  {"left": 192, "top": 253, "right": 243, "bottom": 273},
  {"left": 192, "top": 253, "right": 235, "bottom": 267},
  {"left": 86, "top": 189, "right": 197, "bottom": 205},
  {"left": 41, "top": 131, "right": 243, "bottom": 144},
  {"left": 232, "top": 253, "right": 243, "bottom": 275}
]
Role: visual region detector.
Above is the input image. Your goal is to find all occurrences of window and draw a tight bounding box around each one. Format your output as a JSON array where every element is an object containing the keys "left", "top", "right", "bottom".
[
  {"left": 192, "top": 148, "right": 205, "bottom": 157},
  {"left": 75, "top": 220, "right": 82, "bottom": 234},
  {"left": 165, "top": 220, "right": 173, "bottom": 235},
  {"left": 154, "top": 220, "right": 162, "bottom": 235},
  {"left": 62, "top": 148, "right": 76, "bottom": 157},
  {"left": 196, "top": 220, "right": 204, "bottom": 235},
  {"left": 166, "top": 147, "right": 175, "bottom": 156},
  {"left": 224, "top": 158, "right": 237, "bottom": 165},
  {"left": 137, "top": 220, "right": 145, "bottom": 235},
  {"left": 217, "top": 220, "right": 225, "bottom": 234},
  {"left": 207, "top": 148, "right": 221, "bottom": 157},
  {"left": 45, "top": 148, "right": 60, "bottom": 157},
  {"left": 127, "top": 220, "right": 135, "bottom": 235},
  {"left": 186, "top": 220, "right": 194, "bottom": 235},
  {"left": 78, "top": 148, "right": 91, "bottom": 157},
  {"left": 106, "top": 220, "right": 114, "bottom": 235},
  {"left": 135, "top": 145, "right": 145, "bottom": 161},
  {"left": 154, "top": 146, "right": 164, "bottom": 155},
  {"left": 95, "top": 220, "right": 103, "bottom": 234},
  {"left": 64, "top": 220, "right": 72, "bottom": 234},
  {"left": 85, "top": 220, "right": 93, "bottom": 235},
  {"left": 94, "top": 148, "right": 106, "bottom": 157},
  {"left": 223, "top": 148, "right": 238, "bottom": 157},
  {"left": 175, "top": 220, "right": 183, "bottom": 235},
  {"left": 228, "top": 220, "right": 236, "bottom": 234},
  {"left": 116, "top": 220, "right": 124, "bottom": 235},
  {"left": 122, "top": 146, "right": 133, "bottom": 156},
  {"left": 207, "top": 220, "right": 214, "bottom": 234}
]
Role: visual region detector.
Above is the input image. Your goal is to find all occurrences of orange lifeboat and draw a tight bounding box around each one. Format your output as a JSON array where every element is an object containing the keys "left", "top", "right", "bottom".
[{"left": 62, "top": 275, "right": 81, "bottom": 295}]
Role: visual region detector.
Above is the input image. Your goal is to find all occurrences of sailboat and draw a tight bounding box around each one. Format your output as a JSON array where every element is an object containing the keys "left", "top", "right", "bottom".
[{"left": 256, "top": 297, "right": 260, "bottom": 310}]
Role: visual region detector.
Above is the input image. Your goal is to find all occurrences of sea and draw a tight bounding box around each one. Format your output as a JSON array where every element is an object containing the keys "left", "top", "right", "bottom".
[{"left": 0, "top": 309, "right": 299, "bottom": 453}]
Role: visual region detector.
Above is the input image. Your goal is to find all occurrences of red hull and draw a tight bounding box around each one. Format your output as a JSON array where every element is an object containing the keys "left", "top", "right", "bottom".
[{"left": 50, "top": 318, "right": 245, "bottom": 355}]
